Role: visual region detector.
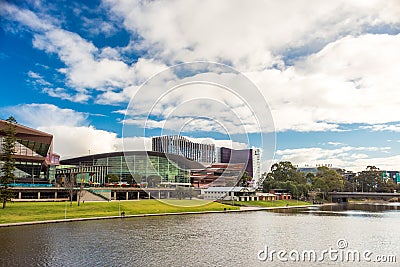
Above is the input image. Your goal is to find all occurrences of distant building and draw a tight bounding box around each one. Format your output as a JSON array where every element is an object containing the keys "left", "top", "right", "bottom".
[
  {"left": 382, "top": 171, "right": 400, "bottom": 184},
  {"left": 269, "top": 189, "right": 292, "bottom": 200},
  {"left": 219, "top": 147, "right": 261, "bottom": 185},
  {"left": 256, "top": 192, "right": 277, "bottom": 201},
  {"left": 0, "top": 119, "right": 58, "bottom": 184},
  {"left": 152, "top": 135, "right": 215, "bottom": 164},
  {"left": 202, "top": 186, "right": 258, "bottom": 201}
]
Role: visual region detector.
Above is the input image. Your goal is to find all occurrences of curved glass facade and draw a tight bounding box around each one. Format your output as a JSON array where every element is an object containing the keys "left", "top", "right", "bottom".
[{"left": 59, "top": 151, "right": 204, "bottom": 186}]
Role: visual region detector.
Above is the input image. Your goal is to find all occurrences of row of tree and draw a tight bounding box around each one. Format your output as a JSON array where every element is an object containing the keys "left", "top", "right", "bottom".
[{"left": 262, "top": 161, "right": 400, "bottom": 200}]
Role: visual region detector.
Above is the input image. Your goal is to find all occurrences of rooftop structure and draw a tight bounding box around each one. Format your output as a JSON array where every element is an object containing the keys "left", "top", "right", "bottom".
[
  {"left": 0, "top": 119, "right": 58, "bottom": 183},
  {"left": 152, "top": 135, "right": 215, "bottom": 164}
]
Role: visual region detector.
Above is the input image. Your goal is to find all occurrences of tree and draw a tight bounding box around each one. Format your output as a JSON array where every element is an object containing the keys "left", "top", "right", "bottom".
[
  {"left": 147, "top": 175, "right": 162, "bottom": 188},
  {"left": 65, "top": 175, "right": 75, "bottom": 207},
  {"left": 106, "top": 174, "right": 120, "bottom": 183},
  {"left": 132, "top": 174, "right": 143, "bottom": 186},
  {"left": 357, "top": 166, "right": 382, "bottom": 192},
  {"left": 238, "top": 171, "right": 252, "bottom": 187},
  {"left": 175, "top": 186, "right": 185, "bottom": 200},
  {"left": 311, "top": 166, "right": 344, "bottom": 200},
  {"left": 262, "top": 161, "right": 309, "bottom": 198},
  {"left": 0, "top": 116, "right": 17, "bottom": 209},
  {"left": 185, "top": 187, "right": 196, "bottom": 200}
]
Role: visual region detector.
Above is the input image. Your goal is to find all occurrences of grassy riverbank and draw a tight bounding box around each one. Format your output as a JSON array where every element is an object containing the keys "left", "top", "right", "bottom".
[{"left": 0, "top": 200, "right": 238, "bottom": 224}]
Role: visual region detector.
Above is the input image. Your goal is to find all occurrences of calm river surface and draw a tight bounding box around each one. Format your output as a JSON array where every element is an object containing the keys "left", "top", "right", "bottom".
[{"left": 0, "top": 203, "right": 399, "bottom": 266}]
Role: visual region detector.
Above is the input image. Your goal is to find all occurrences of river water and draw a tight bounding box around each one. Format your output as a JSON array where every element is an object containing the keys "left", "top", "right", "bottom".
[{"left": 0, "top": 203, "right": 399, "bottom": 266}]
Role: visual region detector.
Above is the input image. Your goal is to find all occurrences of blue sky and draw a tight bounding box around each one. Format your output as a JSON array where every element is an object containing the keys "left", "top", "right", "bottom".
[{"left": 1, "top": 0, "right": 400, "bottom": 172}]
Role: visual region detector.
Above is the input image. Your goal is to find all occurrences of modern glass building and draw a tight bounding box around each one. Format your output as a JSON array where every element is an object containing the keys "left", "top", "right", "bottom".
[
  {"left": 152, "top": 135, "right": 215, "bottom": 164},
  {"left": 0, "top": 119, "right": 59, "bottom": 183},
  {"left": 59, "top": 151, "right": 205, "bottom": 186}
]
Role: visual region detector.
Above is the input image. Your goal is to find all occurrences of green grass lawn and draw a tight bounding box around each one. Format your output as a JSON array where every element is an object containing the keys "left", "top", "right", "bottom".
[
  {"left": 225, "top": 199, "right": 312, "bottom": 208},
  {"left": 0, "top": 200, "right": 238, "bottom": 224}
]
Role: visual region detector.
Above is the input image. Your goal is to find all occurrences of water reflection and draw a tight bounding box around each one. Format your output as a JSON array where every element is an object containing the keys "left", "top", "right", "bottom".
[{"left": 270, "top": 202, "right": 400, "bottom": 217}]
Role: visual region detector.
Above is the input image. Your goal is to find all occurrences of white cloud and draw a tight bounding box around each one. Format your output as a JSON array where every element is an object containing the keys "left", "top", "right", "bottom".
[
  {"left": 275, "top": 145, "right": 394, "bottom": 172},
  {"left": 104, "top": 0, "right": 400, "bottom": 69},
  {"left": 248, "top": 33, "right": 400, "bottom": 131},
  {"left": 360, "top": 124, "right": 400, "bottom": 132},
  {"left": 42, "top": 88, "right": 90, "bottom": 103},
  {"left": 39, "top": 125, "right": 119, "bottom": 158},
  {"left": 327, "top": 142, "right": 344, "bottom": 146},
  {"left": 2, "top": 103, "right": 250, "bottom": 160},
  {"left": 2, "top": 103, "right": 87, "bottom": 128},
  {"left": 4, "top": 1, "right": 400, "bottom": 133}
]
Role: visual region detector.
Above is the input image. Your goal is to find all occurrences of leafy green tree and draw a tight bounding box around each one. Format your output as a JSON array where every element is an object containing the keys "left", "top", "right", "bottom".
[
  {"left": 269, "top": 161, "right": 306, "bottom": 184},
  {"left": 262, "top": 161, "right": 309, "bottom": 198},
  {"left": 126, "top": 174, "right": 134, "bottom": 185},
  {"left": 0, "top": 116, "right": 17, "bottom": 209},
  {"left": 357, "top": 166, "right": 382, "bottom": 192},
  {"left": 238, "top": 171, "right": 252, "bottom": 187},
  {"left": 312, "top": 166, "right": 344, "bottom": 200},
  {"left": 106, "top": 174, "right": 120, "bottom": 183}
]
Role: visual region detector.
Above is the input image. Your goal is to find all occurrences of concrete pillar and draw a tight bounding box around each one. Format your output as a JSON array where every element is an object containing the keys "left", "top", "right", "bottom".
[
  {"left": 158, "top": 191, "right": 161, "bottom": 199},
  {"left": 113, "top": 191, "right": 116, "bottom": 200},
  {"left": 167, "top": 192, "right": 170, "bottom": 199},
  {"left": 126, "top": 191, "right": 129, "bottom": 200},
  {"left": 38, "top": 192, "right": 41, "bottom": 199},
  {"left": 18, "top": 191, "right": 21, "bottom": 199},
  {"left": 55, "top": 191, "right": 58, "bottom": 199},
  {"left": 137, "top": 191, "right": 140, "bottom": 200}
]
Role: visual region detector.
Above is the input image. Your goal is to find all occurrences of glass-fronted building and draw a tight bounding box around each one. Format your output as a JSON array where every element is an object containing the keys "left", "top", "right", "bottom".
[
  {"left": 0, "top": 119, "right": 58, "bottom": 184},
  {"left": 59, "top": 151, "right": 205, "bottom": 186}
]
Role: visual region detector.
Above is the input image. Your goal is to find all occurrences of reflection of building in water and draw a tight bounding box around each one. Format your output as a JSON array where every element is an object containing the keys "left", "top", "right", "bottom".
[{"left": 152, "top": 135, "right": 215, "bottom": 164}]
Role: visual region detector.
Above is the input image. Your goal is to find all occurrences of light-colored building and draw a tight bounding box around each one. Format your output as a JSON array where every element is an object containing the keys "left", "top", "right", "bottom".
[
  {"left": 256, "top": 192, "right": 277, "bottom": 201},
  {"left": 202, "top": 186, "right": 258, "bottom": 201}
]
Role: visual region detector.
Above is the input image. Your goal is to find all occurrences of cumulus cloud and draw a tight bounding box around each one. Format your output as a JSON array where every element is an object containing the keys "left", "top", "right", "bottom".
[
  {"left": 360, "top": 124, "right": 400, "bottom": 132},
  {"left": 2, "top": 103, "right": 88, "bottom": 128},
  {"left": 275, "top": 145, "right": 393, "bottom": 171},
  {"left": 3, "top": 1, "right": 400, "bottom": 133},
  {"left": 0, "top": 104, "right": 118, "bottom": 158},
  {"left": 104, "top": 0, "right": 400, "bottom": 69}
]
